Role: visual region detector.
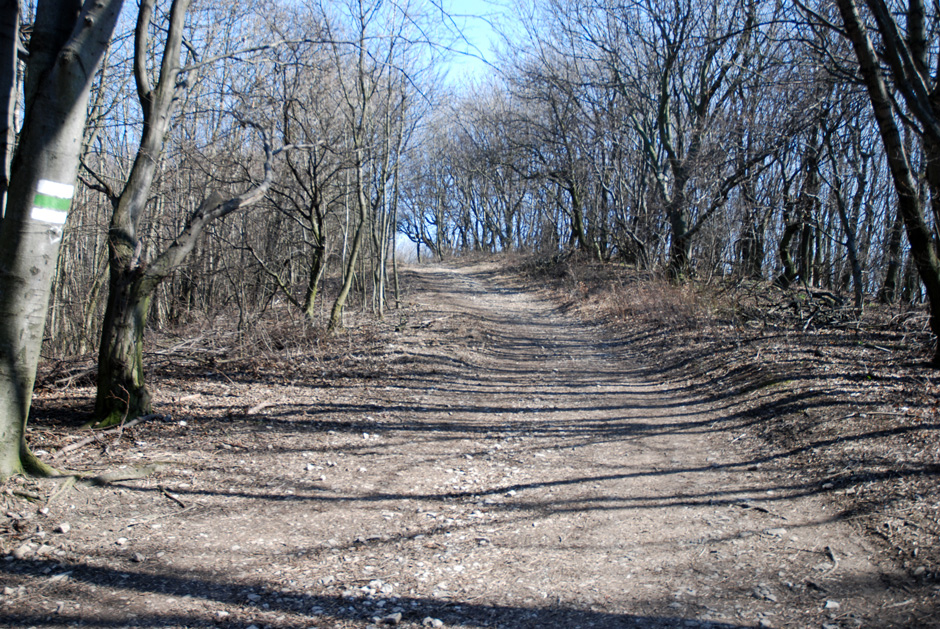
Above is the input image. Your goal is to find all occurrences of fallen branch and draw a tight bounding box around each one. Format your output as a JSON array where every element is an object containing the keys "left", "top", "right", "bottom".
[{"left": 54, "top": 366, "right": 96, "bottom": 388}]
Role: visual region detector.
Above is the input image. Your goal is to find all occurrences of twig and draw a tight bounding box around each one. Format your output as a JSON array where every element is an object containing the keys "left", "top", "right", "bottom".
[
  {"left": 841, "top": 411, "right": 920, "bottom": 420},
  {"left": 822, "top": 546, "right": 840, "bottom": 577},
  {"left": 247, "top": 400, "right": 274, "bottom": 415},
  {"left": 158, "top": 486, "right": 187, "bottom": 508},
  {"left": 125, "top": 504, "right": 199, "bottom": 528}
]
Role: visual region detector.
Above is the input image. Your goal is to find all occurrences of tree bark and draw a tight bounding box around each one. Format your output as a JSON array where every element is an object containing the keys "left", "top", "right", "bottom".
[
  {"left": 0, "top": 0, "right": 18, "bottom": 217},
  {"left": 879, "top": 205, "right": 904, "bottom": 303},
  {"left": 94, "top": 271, "right": 154, "bottom": 426},
  {"left": 0, "top": 0, "right": 124, "bottom": 478}
]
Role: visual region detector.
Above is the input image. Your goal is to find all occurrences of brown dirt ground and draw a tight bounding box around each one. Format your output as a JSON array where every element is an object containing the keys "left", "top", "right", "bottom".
[{"left": 1, "top": 259, "right": 938, "bottom": 628}]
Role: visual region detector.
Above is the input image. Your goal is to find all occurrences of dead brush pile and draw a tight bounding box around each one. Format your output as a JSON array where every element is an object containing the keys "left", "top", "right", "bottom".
[{"left": 521, "top": 254, "right": 940, "bottom": 585}]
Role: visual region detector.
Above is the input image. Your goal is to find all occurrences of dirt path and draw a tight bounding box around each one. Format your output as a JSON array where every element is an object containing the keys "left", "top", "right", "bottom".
[{"left": 1, "top": 262, "right": 929, "bottom": 628}]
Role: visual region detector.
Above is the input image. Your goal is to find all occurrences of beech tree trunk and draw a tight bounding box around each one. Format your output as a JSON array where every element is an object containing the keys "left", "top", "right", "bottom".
[{"left": 0, "top": 0, "right": 124, "bottom": 478}]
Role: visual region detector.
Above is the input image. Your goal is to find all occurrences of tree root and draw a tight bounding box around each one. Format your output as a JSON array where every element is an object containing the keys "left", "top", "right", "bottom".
[
  {"left": 87, "top": 462, "right": 170, "bottom": 486},
  {"left": 20, "top": 442, "right": 60, "bottom": 477}
]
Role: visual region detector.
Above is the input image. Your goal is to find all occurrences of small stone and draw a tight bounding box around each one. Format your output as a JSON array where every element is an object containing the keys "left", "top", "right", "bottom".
[
  {"left": 116, "top": 537, "right": 128, "bottom": 546},
  {"left": 131, "top": 553, "right": 146, "bottom": 563},
  {"left": 216, "top": 611, "right": 229, "bottom": 619},
  {"left": 422, "top": 619, "right": 444, "bottom": 628},
  {"left": 381, "top": 612, "right": 402, "bottom": 625},
  {"left": 55, "top": 523, "right": 70, "bottom": 534},
  {"left": 753, "top": 585, "right": 777, "bottom": 602},
  {"left": 246, "top": 593, "right": 262, "bottom": 602},
  {"left": 12, "top": 544, "right": 32, "bottom": 560},
  {"left": 824, "top": 600, "right": 841, "bottom": 610},
  {"left": 913, "top": 566, "right": 927, "bottom": 577},
  {"left": 758, "top": 620, "right": 774, "bottom": 629},
  {"left": 2, "top": 587, "right": 16, "bottom": 596},
  {"left": 764, "top": 528, "right": 787, "bottom": 537},
  {"left": 246, "top": 625, "right": 259, "bottom": 629},
  {"left": 36, "top": 544, "right": 54, "bottom": 556}
]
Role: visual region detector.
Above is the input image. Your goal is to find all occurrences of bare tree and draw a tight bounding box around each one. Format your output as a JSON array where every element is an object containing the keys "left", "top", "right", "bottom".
[
  {"left": 87, "top": 0, "right": 292, "bottom": 426},
  {"left": 830, "top": 0, "right": 940, "bottom": 364}
]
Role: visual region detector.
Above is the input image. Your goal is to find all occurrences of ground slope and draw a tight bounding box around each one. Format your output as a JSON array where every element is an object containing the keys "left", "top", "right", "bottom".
[{"left": 1, "top": 261, "right": 933, "bottom": 628}]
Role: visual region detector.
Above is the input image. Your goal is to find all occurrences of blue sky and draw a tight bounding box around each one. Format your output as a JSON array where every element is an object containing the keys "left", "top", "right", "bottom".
[{"left": 438, "top": 0, "right": 516, "bottom": 82}]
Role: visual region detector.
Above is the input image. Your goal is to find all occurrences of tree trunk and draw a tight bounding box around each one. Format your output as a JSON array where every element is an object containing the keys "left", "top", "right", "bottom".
[
  {"left": 302, "top": 243, "right": 327, "bottom": 318},
  {"left": 92, "top": 139, "right": 280, "bottom": 426},
  {"left": 666, "top": 193, "right": 692, "bottom": 279},
  {"left": 0, "top": 0, "right": 17, "bottom": 216},
  {"left": 328, "top": 160, "right": 368, "bottom": 333},
  {"left": 93, "top": 269, "right": 154, "bottom": 427},
  {"left": 775, "top": 220, "right": 800, "bottom": 289},
  {"left": 0, "top": 0, "right": 124, "bottom": 478},
  {"left": 737, "top": 181, "right": 765, "bottom": 279},
  {"left": 832, "top": 178, "right": 865, "bottom": 312},
  {"left": 879, "top": 205, "right": 904, "bottom": 303}
]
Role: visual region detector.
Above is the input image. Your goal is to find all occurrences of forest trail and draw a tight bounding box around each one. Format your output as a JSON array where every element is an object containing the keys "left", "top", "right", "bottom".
[{"left": 1, "top": 261, "right": 928, "bottom": 628}]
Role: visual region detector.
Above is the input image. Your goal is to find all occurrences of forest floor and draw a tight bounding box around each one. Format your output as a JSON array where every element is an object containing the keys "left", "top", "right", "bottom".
[{"left": 2, "top": 257, "right": 939, "bottom": 628}]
